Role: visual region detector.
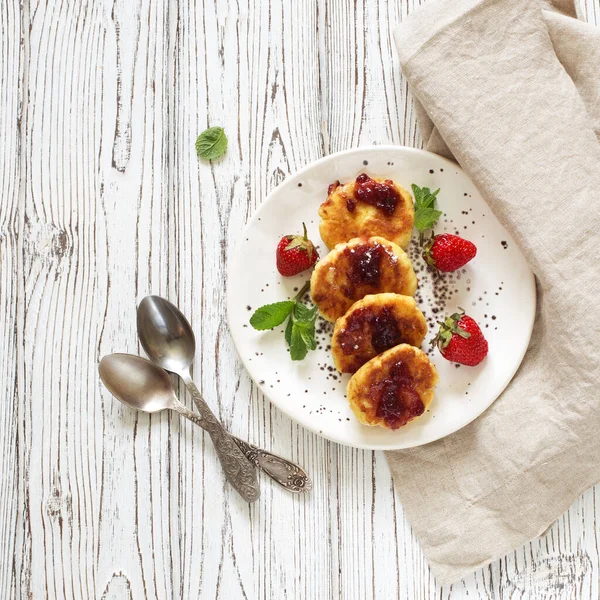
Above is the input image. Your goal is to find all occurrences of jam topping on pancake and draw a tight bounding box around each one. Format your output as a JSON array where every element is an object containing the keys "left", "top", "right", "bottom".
[
  {"left": 370, "top": 308, "right": 403, "bottom": 354},
  {"left": 337, "top": 306, "right": 402, "bottom": 356},
  {"left": 327, "top": 180, "right": 341, "bottom": 195},
  {"left": 346, "top": 242, "right": 391, "bottom": 288},
  {"left": 372, "top": 361, "right": 424, "bottom": 429},
  {"left": 354, "top": 173, "right": 401, "bottom": 217}
]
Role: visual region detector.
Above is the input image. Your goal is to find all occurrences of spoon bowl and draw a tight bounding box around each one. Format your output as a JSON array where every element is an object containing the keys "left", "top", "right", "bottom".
[
  {"left": 99, "top": 353, "right": 177, "bottom": 413},
  {"left": 137, "top": 295, "right": 196, "bottom": 376}
]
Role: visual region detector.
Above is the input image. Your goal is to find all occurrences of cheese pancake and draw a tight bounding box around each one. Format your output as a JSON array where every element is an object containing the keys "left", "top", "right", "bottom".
[
  {"left": 332, "top": 294, "right": 427, "bottom": 374},
  {"left": 310, "top": 237, "right": 417, "bottom": 322},
  {"left": 319, "top": 174, "right": 414, "bottom": 249},
  {"left": 347, "top": 344, "right": 438, "bottom": 430}
]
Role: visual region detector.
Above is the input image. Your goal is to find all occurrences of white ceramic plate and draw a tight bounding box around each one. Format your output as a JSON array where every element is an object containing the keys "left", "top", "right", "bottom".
[{"left": 227, "top": 146, "right": 535, "bottom": 450}]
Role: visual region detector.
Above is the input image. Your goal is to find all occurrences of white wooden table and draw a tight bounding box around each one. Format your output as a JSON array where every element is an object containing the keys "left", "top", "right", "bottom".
[{"left": 2, "top": 1, "right": 599, "bottom": 598}]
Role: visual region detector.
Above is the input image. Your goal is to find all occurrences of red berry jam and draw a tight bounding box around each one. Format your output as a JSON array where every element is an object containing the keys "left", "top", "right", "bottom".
[
  {"left": 373, "top": 361, "right": 423, "bottom": 429},
  {"left": 354, "top": 173, "right": 400, "bottom": 217},
  {"left": 328, "top": 180, "right": 341, "bottom": 195},
  {"left": 345, "top": 242, "right": 388, "bottom": 287},
  {"left": 370, "top": 308, "right": 402, "bottom": 354},
  {"left": 338, "top": 306, "right": 401, "bottom": 356}
]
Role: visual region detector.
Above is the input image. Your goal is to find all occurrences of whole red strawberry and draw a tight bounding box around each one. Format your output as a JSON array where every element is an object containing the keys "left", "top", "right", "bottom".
[
  {"left": 276, "top": 223, "right": 319, "bottom": 276},
  {"left": 433, "top": 309, "right": 488, "bottom": 366},
  {"left": 423, "top": 233, "right": 476, "bottom": 272}
]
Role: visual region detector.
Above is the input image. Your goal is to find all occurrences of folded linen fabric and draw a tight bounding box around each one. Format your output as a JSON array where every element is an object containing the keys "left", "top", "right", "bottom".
[{"left": 386, "top": 0, "right": 600, "bottom": 584}]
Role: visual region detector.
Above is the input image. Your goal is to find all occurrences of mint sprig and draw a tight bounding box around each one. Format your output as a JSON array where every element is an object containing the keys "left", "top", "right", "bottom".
[
  {"left": 412, "top": 184, "right": 442, "bottom": 245},
  {"left": 249, "top": 281, "right": 317, "bottom": 361}
]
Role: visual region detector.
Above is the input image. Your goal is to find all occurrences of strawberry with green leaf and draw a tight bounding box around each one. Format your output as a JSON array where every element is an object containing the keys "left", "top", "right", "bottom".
[
  {"left": 433, "top": 308, "right": 488, "bottom": 366},
  {"left": 276, "top": 223, "right": 319, "bottom": 276},
  {"left": 423, "top": 233, "right": 477, "bottom": 272}
]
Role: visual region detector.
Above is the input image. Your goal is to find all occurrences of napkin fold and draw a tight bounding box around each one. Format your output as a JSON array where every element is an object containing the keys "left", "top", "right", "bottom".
[{"left": 387, "top": 0, "right": 600, "bottom": 584}]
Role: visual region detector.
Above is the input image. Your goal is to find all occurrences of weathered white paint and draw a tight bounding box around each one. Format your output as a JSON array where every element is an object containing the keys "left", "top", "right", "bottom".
[{"left": 1, "top": 0, "right": 598, "bottom": 598}]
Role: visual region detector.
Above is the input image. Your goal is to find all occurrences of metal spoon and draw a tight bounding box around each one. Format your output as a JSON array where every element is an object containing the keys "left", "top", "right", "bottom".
[
  {"left": 136, "top": 295, "right": 312, "bottom": 493},
  {"left": 98, "top": 354, "right": 260, "bottom": 502},
  {"left": 99, "top": 353, "right": 260, "bottom": 501},
  {"left": 100, "top": 353, "right": 310, "bottom": 493}
]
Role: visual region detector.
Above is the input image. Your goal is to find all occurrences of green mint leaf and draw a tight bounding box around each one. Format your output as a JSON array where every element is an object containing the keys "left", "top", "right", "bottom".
[
  {"left": 289, "top": 325, "right": 309, "bottom": 361},
  {"left": 292, "top": 302, "right": 318, "bottom": 323},
  {"left": 249, "top": 301, "right": 293, "bottom": 330},
  {"left": 195, "top": 126, "right": 228, "bottom": 160},
  {"left": 306, "top": 305, "right": 319, "bottom": 320},
  {"left": 411, "top": 184, "right": 425, "bottom": 208},
  {"left": 422, "top": 188, "right": 439, "bottom": 208},
  {"left": 292, "top": 303, "right": 311, "bottom": 321},
  {"left": 412, "top": 183, "right": 442, "bottom": 241},
  {"left": 292, "top": 311, "right": 317, "bottom": 351},
  {"left": 412, "top": 184, "right": 439, "bottom": 210},
  {"left": 284, "top": 316, "right": 293, "bottom": 344},
  {"left": 415, "top": 207, "right": 443, "bottom": 232},
  {"left": 432, "top": 190, "right": 441, "bottom": 205},
  {"left": 299, "top": 326, "right": 317, "bottom": 350}
]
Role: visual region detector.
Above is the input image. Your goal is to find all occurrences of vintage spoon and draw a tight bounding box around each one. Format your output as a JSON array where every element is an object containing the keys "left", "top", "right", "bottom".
[
  {"left": 99, "top": 353, "right": 260, "bottom": 502},
  {"left": 136, "top": 295, "right": 312, "bottom": 493},
  {"left": 100, "top": 353, "right": 311, "bottom": 493}
]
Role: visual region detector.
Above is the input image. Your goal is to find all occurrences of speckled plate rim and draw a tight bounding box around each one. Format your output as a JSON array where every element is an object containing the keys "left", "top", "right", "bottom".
[{"left": 226, "top": 145, "right": 536, "bottom": 450}]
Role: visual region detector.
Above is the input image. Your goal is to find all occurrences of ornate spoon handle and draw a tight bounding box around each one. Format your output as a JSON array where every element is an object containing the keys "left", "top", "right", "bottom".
[
  {"left": 178, "top": 375, "right": 260, "bottom": 503},
  {"left": 233, "top": 438, "right": 312, "bottom": 493},
  {"left": 176, "top": 403, "right": 311, "bottom": 493}
]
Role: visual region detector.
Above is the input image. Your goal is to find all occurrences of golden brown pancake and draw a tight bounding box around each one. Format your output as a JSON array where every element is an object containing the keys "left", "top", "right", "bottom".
[
  {"left": 347, "top": 344, "right": 438, "bottom": 430},
  {"left": 331, "top": 294, "right": 427, "bottom": 373},
  {"left": 310, "top": 237, "right": 417, "bottom": 322},
  {"left": 319, "top": 174, "right": 414, "bottom": 249}
]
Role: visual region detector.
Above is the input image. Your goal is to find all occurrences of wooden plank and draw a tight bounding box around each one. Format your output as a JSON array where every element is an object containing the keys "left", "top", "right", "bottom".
[
  {"left": 0, "top": 1, "right": 23, "bottom": 598},
  {"left": 11, "top": 0, "right": 175, "bottom": 597},
  {"left": 17, "top": 1, "right": 114, "bottom": 598},
  {"left": 169, "top": 1, "right": 332, "bottom": 598},
  {"left": 97, "top": 0, "right": 174, "bottom": 598}
]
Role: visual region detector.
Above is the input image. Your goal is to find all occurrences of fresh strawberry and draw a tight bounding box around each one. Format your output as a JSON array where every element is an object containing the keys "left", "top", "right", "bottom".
[
  {"left": 433, "top": 309, "right": 488, "bottom": 366},
  {"left": 276, "top": 223, "right": 319, "bottom": 276},
  {"left": 423, "top": 233, "right": 477, "bottom": 272}
]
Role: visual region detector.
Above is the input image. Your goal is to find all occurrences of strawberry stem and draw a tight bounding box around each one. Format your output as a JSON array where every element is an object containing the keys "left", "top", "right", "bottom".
[{"left": 302, "top": 222, "right": 308, "bottom": 241}]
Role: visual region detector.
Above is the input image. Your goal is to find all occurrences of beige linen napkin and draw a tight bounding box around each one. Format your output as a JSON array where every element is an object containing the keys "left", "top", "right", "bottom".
[{"left": 386, "top": 0, "right": 600, "bottom": 584}]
